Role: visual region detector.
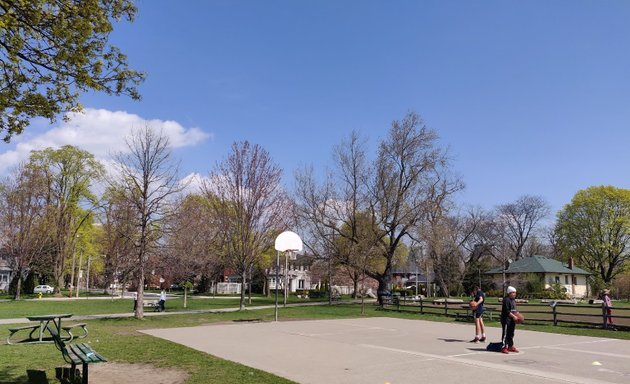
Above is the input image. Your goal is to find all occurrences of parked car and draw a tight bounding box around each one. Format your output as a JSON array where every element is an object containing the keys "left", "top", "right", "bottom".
[{"left": 33, "top": 285, "right": 54, "bottom": 294}]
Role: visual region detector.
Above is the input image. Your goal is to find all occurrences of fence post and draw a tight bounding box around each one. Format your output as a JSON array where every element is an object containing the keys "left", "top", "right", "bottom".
[
  {"left": 602, "top": 302, "right": 607, "bottom": 329},
  {"left": 552, "top": 303, "right": 557, "bottom": 326},
  {"left": 420, "top": 298, "right": 424, "bottom": 314},
  {"left": 444, "top": 301, "right": 448, "bottom": 316}
]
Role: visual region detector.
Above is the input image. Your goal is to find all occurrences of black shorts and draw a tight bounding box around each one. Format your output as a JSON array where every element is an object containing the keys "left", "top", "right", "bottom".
[{"left": 474, "top": 309, "right": 484, "bottom": 318}]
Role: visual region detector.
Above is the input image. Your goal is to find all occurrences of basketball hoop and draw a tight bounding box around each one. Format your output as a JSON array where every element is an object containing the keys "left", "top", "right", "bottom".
[{"left": 274, "top": 231, "right": 303, "bottom": 321}]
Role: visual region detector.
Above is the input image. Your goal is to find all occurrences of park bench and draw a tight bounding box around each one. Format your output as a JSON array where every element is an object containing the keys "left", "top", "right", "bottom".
[
  {"left": 143, "top": 299, "right": 162, "bottom": 311},
  {"left": 47, "top": 324, "right": 106, "bottom": 384},
  {"left": 456, "top": 305, "right": 496, "bottom": 321},
  {"left": 62, "top": 323, "right": 89, "bottom": 341}
]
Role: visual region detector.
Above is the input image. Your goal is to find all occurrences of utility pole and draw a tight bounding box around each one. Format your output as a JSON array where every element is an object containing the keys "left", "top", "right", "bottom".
[
  {"left": 86, "top": 254, "right": 91, "bottom": 299},
  {"left": 76, "top": 249, "right": 83, "bottom": 298}
]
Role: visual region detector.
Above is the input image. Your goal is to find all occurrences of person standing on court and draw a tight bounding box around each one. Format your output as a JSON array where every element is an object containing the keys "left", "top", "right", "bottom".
[
  {"left": 470, "top": 286, "right": 487, "bottom": 343},
  {"left": 501, "top": 286, "right": 519, "bottom": 354},
  {"left": 159, "top": 289, "right": 166, "bottom": 312}
]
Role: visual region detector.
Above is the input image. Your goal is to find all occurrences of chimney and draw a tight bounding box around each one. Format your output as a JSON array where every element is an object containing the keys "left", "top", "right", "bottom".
[{"left": 568, "top": 257, "right": 574, "bottom": 270}]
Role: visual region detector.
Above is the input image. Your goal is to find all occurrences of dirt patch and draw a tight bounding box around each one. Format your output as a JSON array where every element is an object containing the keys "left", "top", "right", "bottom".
[{"left": 90, "top": 363, "right": 188, "bottom": 384}]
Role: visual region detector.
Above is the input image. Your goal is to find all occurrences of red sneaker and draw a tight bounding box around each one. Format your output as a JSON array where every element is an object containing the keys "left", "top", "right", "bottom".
[
  {"left": 479, "top": 336, "right": 486, "bottom": 342},
  {"left": 501, "top": 347, "right": 509, "bottom": 354},
  {"left": 469, "top": 337, "right": 480, "bottom": 343},
  {"left": 508, "top": 346, "right": 519, "bottom": 353}
]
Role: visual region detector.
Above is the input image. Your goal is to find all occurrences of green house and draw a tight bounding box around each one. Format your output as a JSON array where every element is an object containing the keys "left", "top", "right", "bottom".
[{"left": 485, "top": 255, "right": 591, "bottom": 298}]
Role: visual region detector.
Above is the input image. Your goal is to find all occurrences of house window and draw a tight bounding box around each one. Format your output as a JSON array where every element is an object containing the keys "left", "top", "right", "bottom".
[
  {"left": 565, "top": 276, "right": 569, "bottom": 284},
  {"left": 555, "top": 276, "right": 560, "bottom": 284},
  {"left": 298, "top": 280, "right": 304, "bottom": 289}
]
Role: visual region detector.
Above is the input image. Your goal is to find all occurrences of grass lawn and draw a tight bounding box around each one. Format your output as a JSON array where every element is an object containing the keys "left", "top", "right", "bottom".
[
  {"left": 1, "top": 301, "right": 628, "bottom": 384},
  {"left": 0, "top": 295, "right": 327, "bottom": 319}
]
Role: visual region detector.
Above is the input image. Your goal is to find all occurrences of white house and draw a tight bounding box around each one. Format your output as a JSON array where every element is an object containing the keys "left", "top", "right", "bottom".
[
  {"left": 0, "top": 253, "right": 13, "bottom": 291},
  {"left": 267, "top": 254, "right": 313, "bottom": 293}
]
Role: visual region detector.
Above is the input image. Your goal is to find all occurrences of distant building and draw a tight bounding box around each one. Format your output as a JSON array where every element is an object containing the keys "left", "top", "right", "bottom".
[
  {"left": 0, "top": 253, "right": 13, "bottom": 291},
  {"left": 266, "top": 254, "right": 313, "bottom": 293},
  {"left": 485, "top": 255, "right": 591, "bottom": 298}
]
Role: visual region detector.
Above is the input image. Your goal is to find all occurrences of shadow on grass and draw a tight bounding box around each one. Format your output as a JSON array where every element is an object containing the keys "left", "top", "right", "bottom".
[{"left": 0, "top": 365, "right": 28, "bottom": 384}]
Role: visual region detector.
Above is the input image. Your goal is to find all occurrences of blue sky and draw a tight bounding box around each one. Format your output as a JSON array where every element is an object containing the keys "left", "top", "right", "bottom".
[{"left": 2, "top": 1, "right": 630, "bottom": 216}]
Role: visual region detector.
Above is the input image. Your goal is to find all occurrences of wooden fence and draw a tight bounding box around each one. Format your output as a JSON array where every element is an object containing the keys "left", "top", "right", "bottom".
[{"left": 381, "top": 296, "right": 630, "bottom": 330}]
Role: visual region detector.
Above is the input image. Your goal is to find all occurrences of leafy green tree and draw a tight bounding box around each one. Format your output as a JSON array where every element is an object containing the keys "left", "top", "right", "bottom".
[
  {"left": 0, "top": 0, "right": 144, "bottom": 142},
  {"left": 556, "top": 186, "right": 630, "bottom": 284},
  {"left": 28, "top": 145, "right": 104, "bottom": 292}
]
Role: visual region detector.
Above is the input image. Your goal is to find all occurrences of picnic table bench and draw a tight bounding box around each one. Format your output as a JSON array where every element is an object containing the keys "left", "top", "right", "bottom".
[
  {"left": 48, "top": 324, "right": 106, "bottom": 384},
  {"left": 143, "top": 299, "right": 163, "bottom": 311},
  {"left": 7, "top": 314, "right": 87, "bottom": 344},
  {"left": 6, "top": 324, "right": 41, "bottom": 344},
  {"left": 457, "top": 305, "right": 497, "bottom": 321}
]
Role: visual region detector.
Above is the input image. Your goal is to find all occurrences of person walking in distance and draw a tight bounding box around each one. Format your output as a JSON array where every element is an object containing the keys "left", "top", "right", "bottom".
[
  {"left": 602, "top": 289, "right": 614, "bottom": 329},
  {"left": 158, "top": 289, "right": 166, "bottom": 312},
  {"left": 501, "top": 286, "right": 519, "bottom": 354},
  {"left": 469, "top": 286, "right": 487, "bottom": 343}
]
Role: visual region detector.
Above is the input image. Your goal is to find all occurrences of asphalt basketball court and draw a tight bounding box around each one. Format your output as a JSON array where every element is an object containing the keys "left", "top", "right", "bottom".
[{"left": 141, "top": 317, "right": 630, "bottom": 384}]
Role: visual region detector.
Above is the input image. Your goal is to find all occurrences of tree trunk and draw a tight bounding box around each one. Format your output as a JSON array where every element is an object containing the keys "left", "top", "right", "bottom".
[
  {"left": 239, "top": 271, "right": 246, "bottom": 310},
  {"left": 135, "top": 268, "right": 145, "bottom": 319},
  {"left": 13, "top": 271, "right": 22, "bottom": 300}
]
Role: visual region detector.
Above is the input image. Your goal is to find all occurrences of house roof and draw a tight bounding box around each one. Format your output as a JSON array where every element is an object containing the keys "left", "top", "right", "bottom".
[{"left": 485, "top": 255, "right": 591, "bottom": 275}]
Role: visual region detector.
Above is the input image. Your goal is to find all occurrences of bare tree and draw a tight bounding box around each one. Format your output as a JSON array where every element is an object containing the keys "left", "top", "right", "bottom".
[
  {"left": 112, "top": 126, "right": 183, "bottom": 319},
  {"left": 419, "top": 176, "right": 466, "bottom": 296},
  {"left": 98, "top": 186, "right": 139, "bottom": 296},
  {"left": 296, "top": 113, "right": 456, "bottom": 304},
  {"left": 367, "top": 112, "right": 456, "bottom": 303},
  {"left": 496, "top": 195, "right": 550, "bottom": 260},
  {"left": 295, "top": 131, "right": 376, "bottom": 303},
  {"left": 203, "top": 141, "right": 289, "bottom": 310},
  {"left": 0, "top": 164, "right": 49, "bottom": 299},
  {"left": 164, "top": 193, "right": 221, "bottom": 306}
]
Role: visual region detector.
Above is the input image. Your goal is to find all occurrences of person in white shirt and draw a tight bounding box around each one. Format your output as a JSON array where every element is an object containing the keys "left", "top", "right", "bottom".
[{"left": 158, "top": 290, "right": 166, "bottom": 312}]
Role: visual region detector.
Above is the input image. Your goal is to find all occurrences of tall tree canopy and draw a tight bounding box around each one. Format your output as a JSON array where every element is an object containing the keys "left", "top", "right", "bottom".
[
  {"left": 556, "top": 186, "right": 630, "bottom": 285},
  {"left": 0, "top": 0, "right": 144, "bottom": 142},
  {"left": 28, "top": 145, "right": 103, "bottom": 292}
]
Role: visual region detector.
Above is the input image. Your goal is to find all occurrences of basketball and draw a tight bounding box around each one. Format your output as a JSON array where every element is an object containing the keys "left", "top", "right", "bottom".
[
  {"left": 515, "top": 312, "right": 524, "bottom": 324},
  {"left": 469, "top": 300, "right": 478, "bottom": 309}
]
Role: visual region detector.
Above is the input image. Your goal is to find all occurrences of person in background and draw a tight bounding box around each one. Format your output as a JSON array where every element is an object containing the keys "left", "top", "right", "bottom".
[
  {"left": 132, "top": 291, "right": 138, "bottom": 312},
  {"left": 500, "top": 286, "right": 519, "bottom": 354},
  {"left": 469, "top": 286, "right": 487, "bottom": 343},
  {"left": 159, "top": 289, "right": 166, "bottom": 312},
  {"left": 602, "top": 289, "right": 614, "bottom": 329}
]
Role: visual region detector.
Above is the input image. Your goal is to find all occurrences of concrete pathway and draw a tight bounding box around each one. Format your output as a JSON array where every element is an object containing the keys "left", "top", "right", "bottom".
[{"left": 142, "top": 317, "right": 630, "bottom": 384}]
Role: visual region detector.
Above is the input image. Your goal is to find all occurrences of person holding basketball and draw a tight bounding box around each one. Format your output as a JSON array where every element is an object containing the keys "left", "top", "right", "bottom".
[
  {"left": 501, "top": 286, "right": 521, "bottom": 354},
  {"left": 469, "top": 286, "right": 487, "bottom": 343}
]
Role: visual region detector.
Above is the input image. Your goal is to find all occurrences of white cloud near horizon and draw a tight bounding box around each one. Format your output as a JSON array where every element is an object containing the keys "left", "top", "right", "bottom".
[{"left": 0, "top": 108, "right": 212, "bottom": 175}]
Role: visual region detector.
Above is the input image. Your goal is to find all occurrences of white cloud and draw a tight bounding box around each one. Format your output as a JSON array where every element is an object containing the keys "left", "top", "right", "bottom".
[{"left": 0, "top": 108, "right": 212, "bottom": 175}]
